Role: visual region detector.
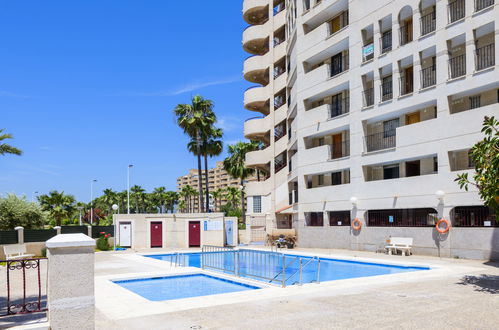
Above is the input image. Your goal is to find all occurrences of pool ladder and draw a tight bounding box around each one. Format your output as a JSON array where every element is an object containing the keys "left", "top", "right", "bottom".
[{"left": 170, "top": 253, "right": 187, "bottom": 267}]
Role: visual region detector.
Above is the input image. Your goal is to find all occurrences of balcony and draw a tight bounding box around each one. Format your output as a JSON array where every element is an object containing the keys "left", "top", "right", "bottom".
[
  {"left": 448, "top": 0, "right": 465, "bottom": 24},
  {"left": 244, "top": 116, "right": 270, "bottom": 140},
  {"left": 475, "top": 0, "right": 494, "bottom": 12},
  {"left": 420, "top": 11, "right": 436, "bottom": 36},
  {"left": 365, "top": 130, "right": 396, "bottom": 152},
  {"left": 399, "top": 75, "right": 414, "bottom": 96},
  {"left": 244, "top": 53, "right": 270, "bottom": 85},
  {"left": 380, "top": 80, "right": 393, "bottom": 102},
  {"left": 243, "top": 20, "right": 270, "bottom": 55},
  {"left": 329, "top": 96, "right": 349, "bottom": 118},
  {"left": 380, "top": 30, "right": 392, "bottom": 54},
  {"left": 246, "top": 147, "right": 272, "bottom": 167},
  {"left": 330, "top": 53, "right": 349, "bottom": 77},
  {"left": 245, "top": 179, "right": 272, "bottom": 196},
  {"left": 243, "top": 0, "right": 269, "bottom": 25},
  {"left": 420, "top": 66, "right": 436, "bottom": 89},
  {"left": 448, "top": 54, "right": 466, "bottom": 79},
  {"left": 362, "top": 87, "right": 374, "bottom": 107},
  {"left": 475, "top": 43, "right": 495, "bottom": 71},
  {"left": 399, "top": 23, "right": 413, "bottom": 46},
  {"left": 244, "top": 86, "right": 270, "bottom": 115}
]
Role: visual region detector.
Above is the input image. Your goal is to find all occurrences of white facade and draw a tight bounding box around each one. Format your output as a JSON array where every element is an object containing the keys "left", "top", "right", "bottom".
[{"left": 243, "top": 0, "right": 498, "bottom": 258}]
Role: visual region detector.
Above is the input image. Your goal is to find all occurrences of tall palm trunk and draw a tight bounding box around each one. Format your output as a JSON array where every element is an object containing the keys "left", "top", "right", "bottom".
[
  {"left": 196, "top": 130, "right": 205, "bottom": 213},
  {"left": 240, "top": 179, "right": 246, "bottom": 226},
  {"left": 204, "top": 153, "right": 210, "bottom": 212}
]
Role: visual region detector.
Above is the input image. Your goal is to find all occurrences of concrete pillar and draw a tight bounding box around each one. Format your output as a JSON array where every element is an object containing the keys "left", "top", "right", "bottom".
[
  {"left": 14, "top": 226, "right": 24, "bottom": 244},
  {"left": 465, "top": 32, "right": 475, "bottom": 75},
  {"left": 46, "top": 233, "right": 95, "bottom": 330},
  {"left": 53, "top": 226, "right": 61, "bottom": 235},
  {"left": 87, "top": 225, "right": 92, "bottom": 238},
  {"left": 413, "top": 54, "right": 422, "bottom": 92}
]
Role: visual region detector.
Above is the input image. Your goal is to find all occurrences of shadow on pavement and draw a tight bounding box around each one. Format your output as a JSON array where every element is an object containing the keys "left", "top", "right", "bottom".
[{"left": 457, "top": 274, "right": 499, "bottom": 294}]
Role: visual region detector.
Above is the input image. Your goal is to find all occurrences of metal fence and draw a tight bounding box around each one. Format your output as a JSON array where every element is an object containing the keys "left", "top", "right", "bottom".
[
  {"left": 367, "top": 208, "right": 439, "bottom": 227},
  {"left": 365, "top": 130, "right": 396, "bottom": 152},
  {"left": 61, "top": 226, "right": 87, "bottom": 235},
  {"left": 200, "top": 246, "right": 321, "bottom": 287},
  {"left": 452, "top": 206, "right": 497, "bottom": 227},
  {"left": 448, "top": 54, "right": 466, "bottom": 79},
  {"left": 24, "top": 229, "right": 57, "bottom": 243},
  {"left": 0, "top": 230, "right": 18, "bottom": 245},
  {"left": 420, "top": 11, "right": 436, "bottom": 36},
  {"left": 380, "top": 30, "right": 392, "bottom": 54},
  {"left": 475, "top": 43, "right": 495, "bottom": 71},
  {"left": 448, "top": 0, "right": 465, "bottom": 23},
  {"left": 475, "top": 0, "right": 494, "bottom": 12},
  {"left": 92, "top": 225, "right": 114, "bottom": 238},
  {"left": 420, "top": 66, "right": 436, "bottom": 89}
]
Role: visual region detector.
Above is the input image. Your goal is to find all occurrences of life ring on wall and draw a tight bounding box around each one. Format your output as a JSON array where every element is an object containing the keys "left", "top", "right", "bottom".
[
  {"left": 436, "top": 218, "right": 450, "bottom": 234},
  {"left": 352, "top": 218, "right": 362, "bottom": 230}
]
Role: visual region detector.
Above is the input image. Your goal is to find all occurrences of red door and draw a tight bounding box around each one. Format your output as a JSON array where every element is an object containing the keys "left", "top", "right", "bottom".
[
  {"left": 189, "top": 221, "right": 201, "bottom": 247},
  {"left": 150, "top": 222, "right": 163, "bottom": 248}
]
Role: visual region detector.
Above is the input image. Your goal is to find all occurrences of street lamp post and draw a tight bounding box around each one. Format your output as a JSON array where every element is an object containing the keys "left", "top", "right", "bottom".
[
  {"left": 127, "top": 165, "right": 134, "bottom": 214},
  {"left": 90, "top": 179, "right": 97, "bottom": 225},
  {"left": 77, "top": 206, "right": 84, "bottom": 226}
]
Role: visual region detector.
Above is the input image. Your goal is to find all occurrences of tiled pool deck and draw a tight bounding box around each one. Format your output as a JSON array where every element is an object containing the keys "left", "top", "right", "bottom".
[{"left": 94, "top": 247, "right": 499, "bottom": 330}]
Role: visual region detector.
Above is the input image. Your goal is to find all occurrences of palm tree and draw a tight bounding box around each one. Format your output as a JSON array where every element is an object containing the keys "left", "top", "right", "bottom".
[
  {"left": 174, "top": 95, "right": 217, "bottom": 213},
  {"left": 100, "top": 189, "right": 118, "bottom": 214},
  {"left": 224, "top": 187, "right": 241, "bottom": 209},
  {"left": 165, "top": 191, "right": 178, "bottom": 213},
  {"left": 130, "top": 185, "right": 146, "bottom": 213},
  {"left": 180, "top": 185, "right": 197, "bottom": 213},
  {"left": 38, "top": 191, "right": 76, "bottom": 226},
  {"left": 223, "top": 142, "right": 259, "bottom": 225},
  {"left": 152, "top": 187, "right": 168, "bottom": 213},
  {"left": 211, "top": 188, "right": 225, "bottom": 212},
  {"left": 0, "top": 129, "right": 22, "bottom": 157},
  {"left": 188, "top": 127, "right": 224, "bottom": 212}
]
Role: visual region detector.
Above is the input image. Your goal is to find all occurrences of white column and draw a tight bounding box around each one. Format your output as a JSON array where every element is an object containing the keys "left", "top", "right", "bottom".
[
  {"left": 53, "top": 226, "right": 61, "bottom": 235},
  {"left": 87, "top": 225, "right": 92, "bottom": 238},
  {"left": 46, "top": 234, "right": 95, "bottom": 330},
  {"left": 15, "top": 226, "right": 24, "bottom": 244},
  {"left": 465, "top": 32, "right": 475, "bottom": 75}
]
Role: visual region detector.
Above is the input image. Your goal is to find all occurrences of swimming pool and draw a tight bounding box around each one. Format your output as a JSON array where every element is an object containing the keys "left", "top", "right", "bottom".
[
  {"left": 145, "top": 250, "right": 429, "bottom": 286},
  {"left": 113, "top": 273, "right": 260, "bottom": 301}
]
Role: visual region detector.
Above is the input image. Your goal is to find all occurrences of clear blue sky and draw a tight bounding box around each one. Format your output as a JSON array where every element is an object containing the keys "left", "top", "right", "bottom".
[{"left": 0, "top": 1, "right": 252, "bottom": 202}]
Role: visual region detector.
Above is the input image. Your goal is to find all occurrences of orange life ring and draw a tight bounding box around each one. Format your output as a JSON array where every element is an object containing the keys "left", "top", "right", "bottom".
[
  {"left": 352, "top": 218, "right": 362, "bottom": 230},
  {"left": 436, "top": 218, "right": 450, "bottom": 234}
]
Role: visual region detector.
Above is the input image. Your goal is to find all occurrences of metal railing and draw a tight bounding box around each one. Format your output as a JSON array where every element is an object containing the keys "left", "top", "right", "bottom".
[
  {"left": 380, "top": 30, "right": 392, "bottom": 54},
  {"left": 201, "top": 246, "right": 321, "bottom": 287},
  {"left": 448, "top": 54, "right": 466, "bottom": 79},
  {"left": 399, "top": 75, "right": 414, "bottom": 95},
  {"left": 273, "top": 66, "right": 286, "bottom": 79},
  {"left": 420, "top": 66, "right": 436, "bottom": 89},
  {"left": 274, "top": 94, "right": 286, "bottom": 109},
  {"left": 274, "top": 155, "right": 287, "bottom": 173},
  {"left": 330, "top": 54, "right": 349, "bottom": 77},
  {"left": 329, "top": 97, "right": 349, "bottom": 118},
  {"left": 273, "top": 2, "right": 285, "bottom": 15},
  {"left": 420, "top": 11, "right": 436, "bottom": 36},
  {"left": 475, "top": 43, "right": 495, "bottom": 71},
  {"left": 367, "top": 208, "right": 439, "bottom": 227},
  {"left": 380, "top": 80, "right": 393, "bottom": 102},
  {"left": 475, "top": 0, "right": 494, "bottom": 12},
  {"left": 448, "top": 0, "right": 465, "bottom": 23},
  {"left": 330, "top": 140, "right": 350, "bottom": 159},
  {"left": 399, "top": 24, "right": 413, "bottom": 46},
  {"left": 363, "top": 87, "right": 374, "bottom": 107},
  {"left": 169, "top": 252, "right": 189, "bottom": 267},
  {"left": 365, "top": 130, "right": 396, "bottom": 152}
]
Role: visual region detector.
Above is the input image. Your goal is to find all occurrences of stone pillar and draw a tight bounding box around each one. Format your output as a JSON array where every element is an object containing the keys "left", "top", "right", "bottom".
[
  {"left": 14, "top": 226, "right": 24, "bottom": 244},
  {"left": 87, "top": 225, "right": 92, "bottom": 238},
  {"left": 46, "top": 234, "right": 95, "bottom": 330},
  {"left": 53, "top": 226, "right": 61, "bottom": 235}
]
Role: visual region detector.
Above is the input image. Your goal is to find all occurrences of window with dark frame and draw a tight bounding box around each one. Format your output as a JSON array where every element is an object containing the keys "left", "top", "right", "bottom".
[
  {"left": 305, "top": 212, "right": 324, "bottom": 226},
  {"left": 329, "top": 211, "right": 351, "bottom": 226}
]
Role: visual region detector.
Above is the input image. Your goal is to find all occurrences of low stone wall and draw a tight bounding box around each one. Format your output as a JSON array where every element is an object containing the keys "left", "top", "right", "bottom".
[{"left": 297, "top": 226, "right": 499, "bottom": 260}]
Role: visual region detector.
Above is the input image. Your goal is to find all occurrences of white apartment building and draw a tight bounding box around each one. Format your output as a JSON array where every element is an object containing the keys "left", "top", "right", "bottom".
[{"left": 242, "top": 0, "right": 498, "bottom": 259}]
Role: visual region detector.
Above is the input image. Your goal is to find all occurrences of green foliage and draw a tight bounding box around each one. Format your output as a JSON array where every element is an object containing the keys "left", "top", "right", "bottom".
[
  {"left": 41, "top": 247, "right": 47, "bottom": 257},
  {"left": 38, "top": 190, "right": 76, "bottom": 226},
  {"left": 0, "top": 128, "right": 22, "bottom": 156},
  {"left": 220, "top": 204, "right": 242, "bottom": 221},
  {"left": 96, "top": 232, "right": 111, "bottom": 251},
  {"left": 455, "top": 116, "right": 499, "bottom": 218},
  {"left": 0, "top": 194, "right": 47, "bottom": 230}
]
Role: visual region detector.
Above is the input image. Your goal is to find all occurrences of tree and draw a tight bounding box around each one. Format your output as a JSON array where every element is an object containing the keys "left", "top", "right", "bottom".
[
  {"left": 130, "top": 185, "right": 146, "bottom": 213},
  {"left": 0, "top": 194, "right": 46, "bottom": 230},
  {"left": 211, "top": 188, "right": 225, "bottom": 212},
  {"left": 174, "top": 95, "right": 217, "bottom": 213},
  {"left": 165, "top": 191, "right": 178, "bottom": 213},
  {"left": 188, "top": 127, "right": 224, "bottom": 212},
  {"left": 38, "top": 191, "right": 76, "bottom": 226},
  {"left": 223, "top": 142, "right": 259, "bottom": 224},
  {"left": 224, "top": 187, "right": 241, "bottom": 209},
  {"left": 180, "top": 185, "right": 197, "bottom": 213},
  {"left": 456, "top": 116, "right": 499, "bottom": 218},
  {"left": 0, "top": 129, "right": 22, "bottom": 157},
  {"left": 99, "top": 189, "right": 118, "bottom": 215}
]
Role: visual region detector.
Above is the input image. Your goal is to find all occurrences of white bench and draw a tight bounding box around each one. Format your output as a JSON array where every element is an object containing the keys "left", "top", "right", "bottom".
[
  {"left": 3, "top": 244, "right": 35, "bottom": 260},
  {"left": 385, "top": 237, "right": 413, "bottom": 256}
]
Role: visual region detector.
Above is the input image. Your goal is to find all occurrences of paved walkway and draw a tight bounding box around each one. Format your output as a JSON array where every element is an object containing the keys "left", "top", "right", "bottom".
[{"left": 94, "top": 248, "right": 499, "bottom": 330}]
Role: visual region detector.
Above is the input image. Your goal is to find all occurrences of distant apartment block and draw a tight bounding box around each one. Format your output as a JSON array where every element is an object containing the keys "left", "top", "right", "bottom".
[{"left": 242, "top": 0, "right": 498, "bottom": 259}]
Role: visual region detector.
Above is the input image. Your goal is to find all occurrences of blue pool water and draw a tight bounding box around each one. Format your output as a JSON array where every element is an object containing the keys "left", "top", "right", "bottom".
[
  {"left": 146, "top": 250, "right": 429, "bottom": 285},
  {"left": 114, "top": 274, "right": 259, "bottom": 301}
]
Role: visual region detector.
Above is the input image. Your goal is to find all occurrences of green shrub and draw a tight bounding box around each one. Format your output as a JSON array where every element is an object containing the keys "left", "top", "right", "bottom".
[
  {"left": 96, "top": 232, "right": 110, "bottom": 251},
  {"left": 41, "top": 247, "right": 47, "bottom": 257}
]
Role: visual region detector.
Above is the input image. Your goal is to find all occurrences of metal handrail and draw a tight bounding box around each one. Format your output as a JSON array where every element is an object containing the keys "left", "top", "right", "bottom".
[{"left": 269, "top": 255, "right": 299, "bottom": 286}]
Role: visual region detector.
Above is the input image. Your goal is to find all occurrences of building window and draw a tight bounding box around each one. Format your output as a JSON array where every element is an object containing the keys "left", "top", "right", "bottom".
[
  {"left": 367, "top": 208, "right": 438, "bottom": 227},
  {"left": 329, "top": 211, "right": 351, "bottom": 226},
  {"left": 331, "top": 172, "right": 342, "bottom": 185},
  {"left": 383, "top": 118, "right": 399, "bottom": 137},
  {"left": 383, "top": 164, "right": 400, "bottom": 179},
  {"left": 469, "top": 95, "right": 481, "bottom": 109},
  {"left": 305, "top": 212, "right": 324, "bottom": 226},
  {"left": 253, "top": 196, "right": 262, "bottom": 213},
  {"left": 318, "top": 137, "right": 325, "bottom": 146},
  {"left": 452, "top": 206, "right": 496, "bottom": 227}
]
